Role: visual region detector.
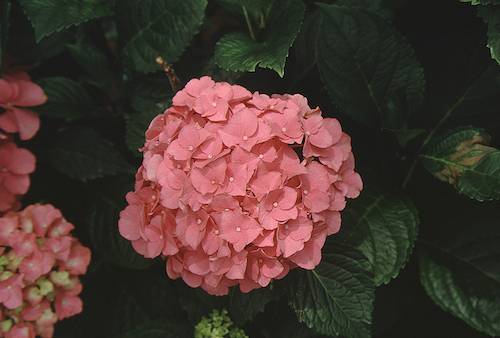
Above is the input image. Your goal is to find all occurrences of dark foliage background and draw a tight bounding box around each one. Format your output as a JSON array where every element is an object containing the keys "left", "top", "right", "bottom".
[{"left": 2, "top": 0, "right": 499, "bottom": 337}]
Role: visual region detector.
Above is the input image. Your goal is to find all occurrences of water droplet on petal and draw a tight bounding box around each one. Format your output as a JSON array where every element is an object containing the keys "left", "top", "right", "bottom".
[
  {"left": 229, "top": 177, "right": 234, "bottom": 182},
  {"left": 236, "top": 226, "right": 241, "bottom": 232},
  {"left": 196, "top": 218, "right": 202, "bottom": 225},
  {"left": 273, "top": 202, "right": 278, "bottom": 208},
  {"left": 242, "top": 135, "right": 248, "bottom": 141}
]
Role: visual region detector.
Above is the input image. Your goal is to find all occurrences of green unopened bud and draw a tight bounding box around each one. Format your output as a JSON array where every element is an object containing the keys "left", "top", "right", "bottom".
[
  {"left": 26, "top": 286, "right": 43, "bottom": 304},
  {"left": 0, "top": 271, "right": 13, "bottom": 281},
  {"left": 37, "top": 278, "right": 54, "bottom": 296},
  {"left": 6, "top": 252, "right": 23, "bottom": 271},
  {"left": 50, "top": 271, "right": 71, "bottom": 287},
  {"left": 0, "top": 255, "right": 9, "bottom": 266},
  {"left": 0, "top": 319, "right": 13, "bottom": 333}
]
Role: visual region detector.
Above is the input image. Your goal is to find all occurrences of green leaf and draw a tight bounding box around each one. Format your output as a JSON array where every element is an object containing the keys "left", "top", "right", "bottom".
[
  {"left": 0, "top": 1, "right": 11, "bottom": 76},
  {"left": 122, "top": 0, "right": 207, "bottom": 73},
  {"left": 287, "top": 10, "right": 321, "bottom": 85},
  {"left": 88, "top": 178, "right": 154, "bottom": 270},
  {"left": 289, "top": 241, "right": 374, "bottom": 338},
  {"left": 18, "top": 0, "right": 113, "bottom": 42},
  {"left": 228, "top": 287, "right": 279, "bottom": 325},
  {"left": 125, "top": 75, "right": 172, "bottom": 155},
  {"left": 419, "top": 214, "right": 500, "bottom": 336},
  {"left": 35, "top": 77, "right": 99, "bottom": 120},
  {"left": 214, "top": 0, "right": 305, "bottom": 77},
  {"left": 48, "top": 129, "right": 133, "bottom": 181},
  {"left": 67, "top": 41, "right": 115, "bottom": 89},
  {"left": 421, "top": 127, "right": 500, "bottom": 201},
  {"left": 125, "top": 109, "right": 161, "bottom": 155},
  {"left": 317, "top": 4, "right": 425, "bottom": 128},
  {"left": 341, "top": 190, "right": 419, "bottom": 285},
  {"left": 478, "top": 6, "right": 500, "bottom": 65}
]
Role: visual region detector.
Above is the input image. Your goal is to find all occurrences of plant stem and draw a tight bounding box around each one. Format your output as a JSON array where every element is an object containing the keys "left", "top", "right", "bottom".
[
  {"left": 156, "top": 56, "right": 181, "bottom": 93},
  {"left": 242, "top": 5, "right": 256, "bottom": 41}
]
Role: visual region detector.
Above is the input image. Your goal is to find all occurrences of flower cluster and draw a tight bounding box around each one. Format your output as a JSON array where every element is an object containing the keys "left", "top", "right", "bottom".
[
  {"left": 0, "top": 72, "right": 45, "bottom": 213},
  {"left": 119, "top": 77, "right": 362, "bottom": 295},
  {"left": 0, "top": 204, "right": 91, "bottom": 338}
]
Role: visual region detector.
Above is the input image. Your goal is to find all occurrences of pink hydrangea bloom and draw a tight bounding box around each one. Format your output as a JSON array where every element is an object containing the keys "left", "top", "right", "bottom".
[
  {"left": 119, "top": 77, "right": 362, "bottom": 296},
  {"left": 0, "top": 72, "right": 46, "bottom": 141},
  {"left": 0, "top": 204, "right": 91, "bottom": 338},
  {"left": 0, "top": 141, "right": 36, "bottom": 213}
]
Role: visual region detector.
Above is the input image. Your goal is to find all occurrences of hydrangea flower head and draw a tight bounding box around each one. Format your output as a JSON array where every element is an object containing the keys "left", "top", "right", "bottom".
[
  {"left": 119, "top": 77, "right": 362, "bottom": 295},
  {"left": 0, "top": 72, "right": 45, "bottom": 141},
  {"left": 0, "top": 141, "right": 36, "bottom": 213},
  {"left": 0, "top": 204, "right": 91, "bottom": 338}
]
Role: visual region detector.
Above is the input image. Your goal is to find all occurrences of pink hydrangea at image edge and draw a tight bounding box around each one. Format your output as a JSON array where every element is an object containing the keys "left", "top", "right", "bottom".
[
  {"left": 0, "top": 72, "right": 45, "bottom": 141},
  {"left": 0, "top": 204, "right": 91, "bottom": 338},
  {"left": 0, "top": 72, "right": 45, "bottom": 213},
  {"left": 119, "top": 76, "right": 363, "bottom": 296}
]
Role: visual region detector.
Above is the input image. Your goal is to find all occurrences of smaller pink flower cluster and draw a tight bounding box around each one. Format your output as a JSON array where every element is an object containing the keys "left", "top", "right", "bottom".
[
  {"left": 0, "top": 204, "right": 91, "bottom": 338},
  {"left": 0, "top": 72, "right": 45, "bottom": 213},
  {"left": 119, "top": 77, "right": 362, "bottom": 295}
]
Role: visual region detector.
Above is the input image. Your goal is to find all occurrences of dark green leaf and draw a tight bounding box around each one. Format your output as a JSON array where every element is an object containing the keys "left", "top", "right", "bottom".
[
  {"left": 0, "top": 1, "right": 11, "bottom": 76},
  {"left": 478, "top": 6, "right": 500, "bottom": 65},
  {"left": 18, "top": 0, "right": 113, "bottom": 42},
  {"left": 125, "top": 109, "right": 161, "bottom": 155},
  {"left": 317, "top": 4, "right": 425, "bottom": 128},
  {"left": 67, "top": 41, "right": 115, "bottom": 89},
  {"left": 48, "top": 129, "right": 133, "bottom": 181},
  {"left": 289, "top": 241, "right": 374, "bottom": 338},
  {"left": 214, "top": 0, "right": 305, "bottom": 77},
  {"left": 122, "top": 0, "right": 207, "bottom": 73},
  {"left": 421, "top": 127, "right": 500, "bottom": 201},
  {"left": 228, "top": 287, "right": 279, "bottom": 325},
  {"left": 87, "top": 179, "right": 154, "bottom": 270},
  {"left": 419, "top": 213, "right": 500, "bottom": 336},
  {"left": 287, "top": 10, "right": 321, "bottom": 85},
  {"left": 35, "top": 77, "right": 99, "bottom": 120},
  {"left": 341, "top": 190, "right": 419, "bottom": 285}
]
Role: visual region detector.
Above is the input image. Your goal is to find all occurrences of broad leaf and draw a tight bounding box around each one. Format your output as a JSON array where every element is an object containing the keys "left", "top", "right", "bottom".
[
  {"left": 317, "top": 4, "right": 425, "bottom": 128},
  {"left": 341, "top": 190, "right": 419, "bottom": 285},
  {"left": 289, "top": 241, "right": 374, "bottom": 338},
  {"left": 48, "top": 129, "right": 132, "bottom": 181},
  {"left": 419, "top": 213, "right": 500, "bottom": 336},
  {"left": 67, "top": 41, "right": 115, "bottom": 89},
  {"left": 287, "top": 10, "right": 321, "bottom": 85},
  {"left": 0, "top": 1, "right": 10, "bottom": 76},
  {"left": 18, "top": 0, "right": 113, "bottom": 42},
  {"left": 214, "top": 0, "right": 305, "bottom": 77},
  {"left": 421, "top": 127, "right": 500, "bottom": 201},
  {"left": 478, "top": 6, "right": 500, "bottom": 65},
  {"left": 35, "top": 77, "right": 99, "bottom": 120},
  {"left": 88, "top": 179, "right": 154, "bottom": 270},
  {"left": 125, "top": 75, "right": 171, "bottom": 154},
  {"left": 125, "top": 109, "right": 161, "bottom": 155},
  {"left": 122, "top": 0, "right": 207, "bottom": 73},
  {"left": 228, "top": 287, "right": 280, "bottom": 325}
]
